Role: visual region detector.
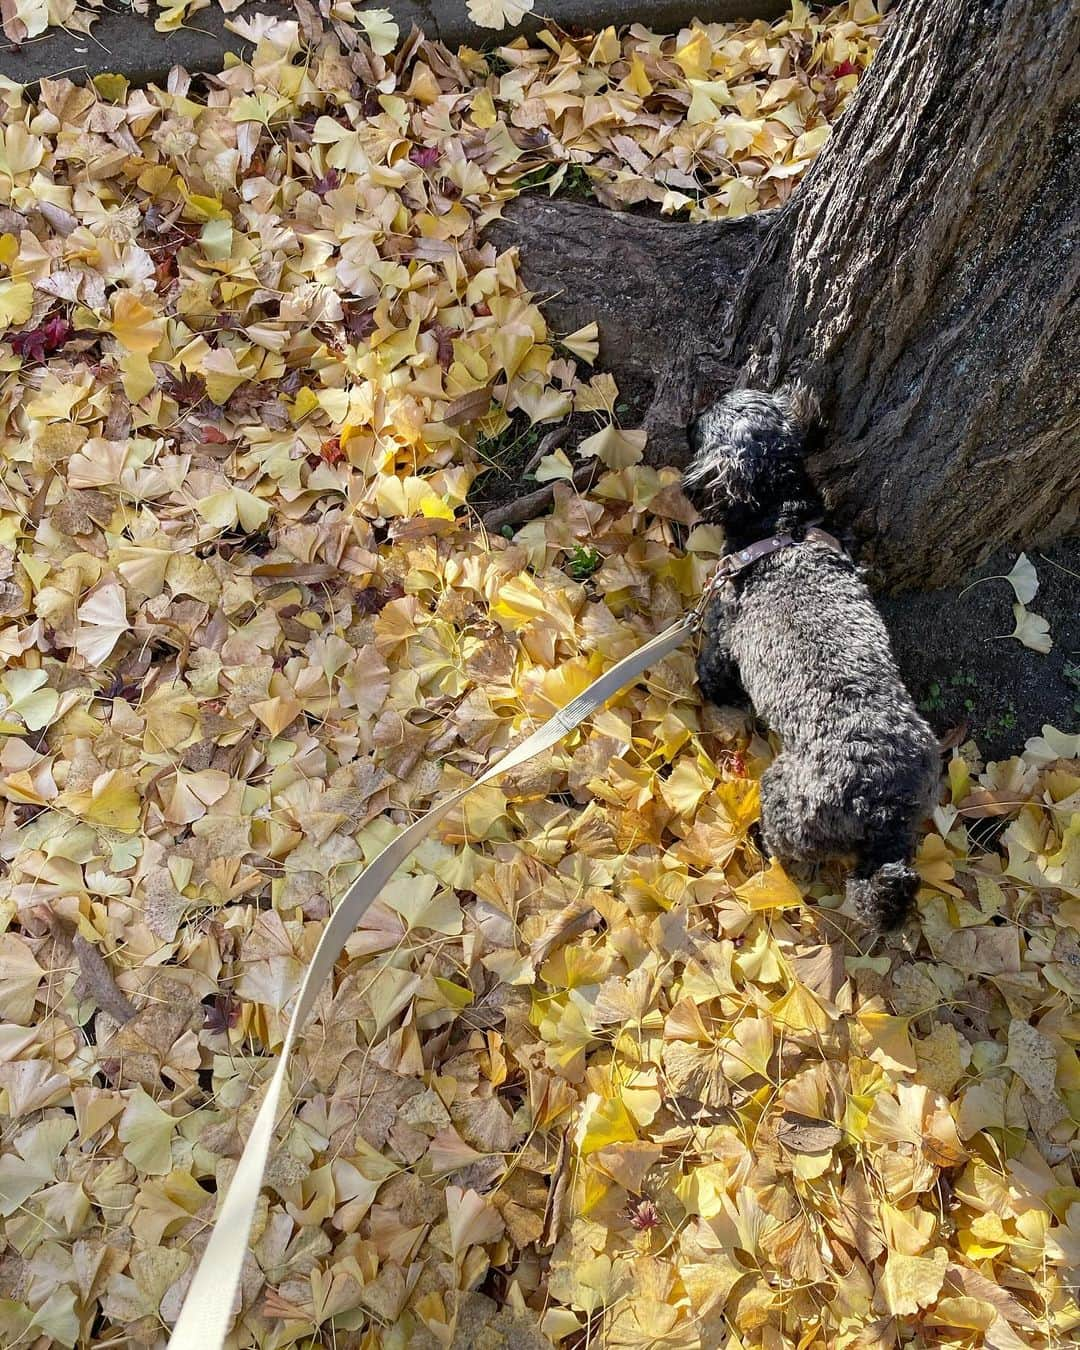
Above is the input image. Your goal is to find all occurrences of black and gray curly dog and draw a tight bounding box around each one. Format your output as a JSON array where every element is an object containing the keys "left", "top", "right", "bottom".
[{"left": 682, "top": 387, "right": 939, "bottom": 930}]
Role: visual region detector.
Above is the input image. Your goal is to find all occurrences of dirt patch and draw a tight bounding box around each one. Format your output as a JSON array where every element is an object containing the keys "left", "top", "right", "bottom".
[{"left": 881, "top": 539, "right": 1080, "bottom": 759}]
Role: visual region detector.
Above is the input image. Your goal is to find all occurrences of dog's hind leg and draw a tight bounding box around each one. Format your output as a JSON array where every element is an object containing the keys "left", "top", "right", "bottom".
[{"left": 758, "top": 755, "right": 827, "bottom": 864}]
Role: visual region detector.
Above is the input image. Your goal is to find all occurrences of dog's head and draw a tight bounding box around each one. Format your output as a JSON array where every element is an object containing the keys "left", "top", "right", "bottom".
[{"left": 682, "top": 386, "right": 817, "bottom": 524}]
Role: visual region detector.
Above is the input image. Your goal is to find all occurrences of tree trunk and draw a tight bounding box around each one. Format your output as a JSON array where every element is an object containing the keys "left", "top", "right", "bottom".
[{"left": 494, "top": 0, "right": 1080, "bottom": 591}]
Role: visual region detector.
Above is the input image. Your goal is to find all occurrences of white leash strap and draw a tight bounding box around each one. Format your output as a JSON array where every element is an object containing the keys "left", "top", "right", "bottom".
[{"left": 168, "top": 616, "right": 692, "bottom": 1348}]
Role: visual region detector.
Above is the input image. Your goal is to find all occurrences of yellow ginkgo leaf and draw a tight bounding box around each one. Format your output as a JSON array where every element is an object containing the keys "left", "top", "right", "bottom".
[
  {"left": 491, "top": 326, "right": 534, "bottom": 382},
  {"left": 915, "top": 831, "right": 962, "bottom": 896},
  {"left": 735, "top": 860, "right": 803, "bottom": 911},
  {"left": 0, "top": 668, "right": 58, "bottom": 732},
  {"left": 75, "top": 582, "right": 128, "bottom": 666},
  {"left": 0, "top": 1117, "right": 76, "bottom": 1216},
  {"left": 927, "top": 1296, "right": 997, "bottom": 1333},
  {"left": 63, "top": 770, "right": 142, "bottom": 833},
  {"left": 446, "top": 1185, "right": 505, "bottom": 1256},
  {"left": 0, "top": 933, "right": 44, "bottom": 1022},
  {"left": 176, "top": 178, "right": 230, "bottom": 220},
  {"left": 771, "top": 982, "right": 833, "bottom": 1036},
  {"left": 381, "top": 875, "right": 463, "bottom": 935},
  {"left": 1005, "top": 552, "right": 1039, "bottom": 604},
  {"left": 713, "top": 780, "right": 762, "bottom": 837},
  {"left": 92, "top": 72, "right": 129, "bottom": 102},
  {"left": 577, "top": 424, "right": 647, "bottom": 469},
  {"left": 432, "top": 977, "right": 473, "bottom": 1009},
  {"left": 250, "top": 695, "right": 302, "bottom": 738},
  {"left": 875, "top": 1246, "right": 948, "bottom": 1317},
  {"left": 623, "top": 55, "right": 653, "bottom": 97},
  {"left": 534, "top": 449, "right": 576, "bottom": 483},
  {"left": 109, "top": 291, "right": 164, "bottom": 355},
  {"left": 4, "top": 0, "right": 48, "bottom": 41},
  {"left": 357, "top": 7, "right": 399, "bottom": 54},
  {"left": 470, "top": 89, "right": 498, "bottom": 128},
  {"left": 658, "top": 756, "right": 714, "bottom": 817},
  {"left": 1006, "top": 602, "right": 1052, "bottom": 653},
  {"left": 0, "top": 279, "right": 33, "bottom": 327},
  {"left": 199, "top": 218, "right": 233, "bottom": 261},
  {"left": 574, "top": 1092, "right": 637, "bottom": 1156},
  {"left": 120, "top": 352, "right": 157, "bottom": 402},
  {"left": 118, "top": 1088, "right": 176, "bottom": 1176},
  {"left": 466, "top": 0, "right": 534, "bottom": 31},
  {"left": 687, "top": 80, "right": 733, "bottom": 126},
  {"left": 201, "top": 348, "right": 248, "bottom": 404},
  {"left": 1024, "top": 724, "right": 1080, "bottom": 763},
  {"left": 560, "top": 323, "right": 600, "bottom": 364},
  {"left": 855, "top": 1007, "right": 917, "bottom": 1073},
  {"left": 419, "top": 493, "right": 455, "bottom": 521},
  {"left": 196, "top": 487, "right": 270, "bottom": 533},
  {"left": 154, "top": 0, "right": 199, "bottom": 32},
  {"left": 792, "top": 125, "right": 832, "bottom": 161},
  {"left": 25, "top": 371, "right": 93, "bottom": 419},
  {"left": 674, "top": 29, "right": 712, "bottom": 79}
]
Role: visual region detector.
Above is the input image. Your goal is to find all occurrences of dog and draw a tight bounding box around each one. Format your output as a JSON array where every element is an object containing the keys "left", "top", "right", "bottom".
[{"left": 681, "top": 387, "right": 938, "bottom": 930}]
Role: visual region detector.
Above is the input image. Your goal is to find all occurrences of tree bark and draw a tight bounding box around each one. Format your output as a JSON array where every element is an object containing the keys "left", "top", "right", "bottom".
[
  {"left": 491, "top": 202, "right": 768, "bottom": 465},
  {"left": 494, "top": 0, "right": 1080, "bottom": 591}
]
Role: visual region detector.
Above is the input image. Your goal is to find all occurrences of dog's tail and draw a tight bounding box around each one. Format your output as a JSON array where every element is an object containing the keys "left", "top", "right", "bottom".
[{"left": 846, "top": 859, "right": 918, "bottom": 931}]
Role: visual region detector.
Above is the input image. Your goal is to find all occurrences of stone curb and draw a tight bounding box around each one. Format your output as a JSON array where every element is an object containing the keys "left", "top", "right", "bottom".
[{"left": 1, "top": 2, "right": 785, "bottom": 86}]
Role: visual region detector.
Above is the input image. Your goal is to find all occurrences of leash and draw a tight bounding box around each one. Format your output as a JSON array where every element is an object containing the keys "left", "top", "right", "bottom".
[
  {"left": 168, "top": 525, "right": 845, "bottom": 1346},
  {"left": 168, "top": 615, "right": 693, "bottom": 1348}
]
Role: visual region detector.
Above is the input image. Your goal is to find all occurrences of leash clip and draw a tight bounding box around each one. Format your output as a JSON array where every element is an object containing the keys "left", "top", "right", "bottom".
[{"left": 689, "top": 560, "right": 732, "bottom": 631}]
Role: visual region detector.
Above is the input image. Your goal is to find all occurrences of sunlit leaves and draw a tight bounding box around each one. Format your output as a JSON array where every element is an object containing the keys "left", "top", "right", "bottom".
[
  {"left": 735, "top": 858, "right": 804, "bottom": 911},
  {"left": 0, "top": 8, "right": 1075, "bottom": 1350}
]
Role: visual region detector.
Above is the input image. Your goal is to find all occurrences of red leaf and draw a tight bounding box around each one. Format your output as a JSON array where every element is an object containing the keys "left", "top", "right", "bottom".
[
  {"left": 432, "top": 324, "right": 456, "bottom": 370},
  {"left": 319, "top": 435, "right": 347, "bottom": 465},
  {"left": 10, "top": 315, "right": 71, "bottom": 362}
]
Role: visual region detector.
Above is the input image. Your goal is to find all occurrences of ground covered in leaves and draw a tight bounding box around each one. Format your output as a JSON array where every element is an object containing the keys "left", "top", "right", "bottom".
[{"left": 1, "top": 4, "right": 1079, "bottom": 1348}]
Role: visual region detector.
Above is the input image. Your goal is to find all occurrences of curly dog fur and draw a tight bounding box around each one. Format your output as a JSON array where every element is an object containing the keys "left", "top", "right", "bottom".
[{"left": 683, "top": 388, "right": 939, "bottom": 930}]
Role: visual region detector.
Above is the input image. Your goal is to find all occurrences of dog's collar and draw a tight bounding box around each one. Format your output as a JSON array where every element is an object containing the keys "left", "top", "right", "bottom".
[{"left": 694, "top": 525, "right": 847, "bottom": 620}]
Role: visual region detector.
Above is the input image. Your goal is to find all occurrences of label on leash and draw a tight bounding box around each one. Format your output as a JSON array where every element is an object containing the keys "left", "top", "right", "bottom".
[{"left": 168, "top": 616, "right": 692, "bottom": 1349}]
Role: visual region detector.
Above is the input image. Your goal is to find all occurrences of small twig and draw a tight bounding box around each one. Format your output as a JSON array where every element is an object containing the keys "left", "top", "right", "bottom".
[
  {"left": 1037, "top": 551, "right": 1080, "bottom": 583},
  {"left": 540, "top": 1126, "right": 572, "bottom": 1250},
  {"left": 521, "top": 425, "right": 572, "bottom": 477},
  {"left": 480, "top": 461, "right": 597, "bottom": 533}
]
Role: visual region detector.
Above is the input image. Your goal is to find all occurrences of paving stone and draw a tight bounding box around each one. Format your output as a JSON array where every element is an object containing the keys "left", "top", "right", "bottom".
[{"left": 1, "top": 1, "right": 786, "bottom": 86}]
